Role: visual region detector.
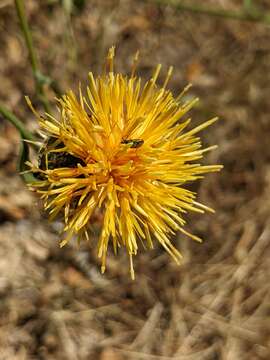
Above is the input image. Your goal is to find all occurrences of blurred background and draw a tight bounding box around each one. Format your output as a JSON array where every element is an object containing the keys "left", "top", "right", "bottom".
[{"left": 0, "top": 0, "right": 270, "bottom": 359}]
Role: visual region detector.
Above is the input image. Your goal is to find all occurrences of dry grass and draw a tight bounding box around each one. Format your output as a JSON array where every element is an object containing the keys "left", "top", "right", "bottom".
[{"left": 0, "top": 1, "right": 270, "bottom": 359}]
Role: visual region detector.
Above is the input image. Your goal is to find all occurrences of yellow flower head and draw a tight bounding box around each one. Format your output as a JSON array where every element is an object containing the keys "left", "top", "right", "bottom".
[{"left": 28, "top": 47, "right": 222, "bottom": 279}]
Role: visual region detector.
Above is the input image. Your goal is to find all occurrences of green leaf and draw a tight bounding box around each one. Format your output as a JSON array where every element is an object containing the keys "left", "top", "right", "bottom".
[
  {"left": 0, "top": 103, "right": 37, "bottom": 183},
  {"left": 18, "top": 140, "right": 36, "bottom": 183}
]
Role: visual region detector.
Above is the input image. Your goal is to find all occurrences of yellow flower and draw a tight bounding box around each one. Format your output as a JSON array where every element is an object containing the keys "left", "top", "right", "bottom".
[{"left": 27, "top": 47, "right": 222, "bottom": 279}]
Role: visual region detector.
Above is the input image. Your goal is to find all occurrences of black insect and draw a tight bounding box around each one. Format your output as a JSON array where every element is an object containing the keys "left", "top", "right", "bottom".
[
  {"left": 121, "top": 138, "right": 144, "bottom": 148},
  {"left": 35, "top": 137, "right": 85, "bottom": 179}
]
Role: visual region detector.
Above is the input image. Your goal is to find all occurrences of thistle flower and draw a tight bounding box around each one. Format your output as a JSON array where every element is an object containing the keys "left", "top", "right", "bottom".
[{"left": 27, "top": 47, "right": 222, "bottom": 279}]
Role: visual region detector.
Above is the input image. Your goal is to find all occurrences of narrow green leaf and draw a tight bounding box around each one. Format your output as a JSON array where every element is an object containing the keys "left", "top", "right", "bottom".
[
  {"left": 0, "top": 103, "right": 37, "bottom": 183},
  {"left": 18, "top": 141, "right": 36, "bottom": 183}
]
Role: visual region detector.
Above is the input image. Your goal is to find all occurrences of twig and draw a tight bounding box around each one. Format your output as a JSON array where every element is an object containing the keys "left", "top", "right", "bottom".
[
  {"left": 130, "top": 302, "right": 163, "bottom": 351},
  {"left": 151, "top": 0, "right": 270, "bottom": 25},
  {"left": 117, "top": 344, "right": 218, "bottom": 360},
  {"left": 183, "top": 308, "right": 262, "bottom": 344},
  {"left": 52, "top": 312, "right": 79, "bottom": 360},
  {"left": 223, "top": 287, "right": 243, "bottom": 359}
]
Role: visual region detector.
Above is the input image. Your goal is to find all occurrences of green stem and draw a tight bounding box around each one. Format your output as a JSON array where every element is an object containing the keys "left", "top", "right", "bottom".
[
  {"left": 0, "top": 103, "right": 36, "bottom": 142},
  {"left": 0, "top": 103, "right": 38, "bottom": 183},
  {"left": 243, "top": 0, "right": 253, "bottom": 11},
  {"left": 152, "top": 0, "right": 270, "bottom": 24},
  {"left": 14, "top": 0, "right": 38, "bottom": 74},
  {"left": 14, "top": 0, "right": 51, "bottom": 112}
]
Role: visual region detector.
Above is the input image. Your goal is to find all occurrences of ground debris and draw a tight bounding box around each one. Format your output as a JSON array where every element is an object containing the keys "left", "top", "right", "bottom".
[{"left": 0, "top": 0, "right": 270, "bottom": 358}]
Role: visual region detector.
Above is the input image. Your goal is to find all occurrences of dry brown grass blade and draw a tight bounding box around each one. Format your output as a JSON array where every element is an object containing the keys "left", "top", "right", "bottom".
[{"left": 129, "top": 302, "right": 164, "bottom": 351}]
